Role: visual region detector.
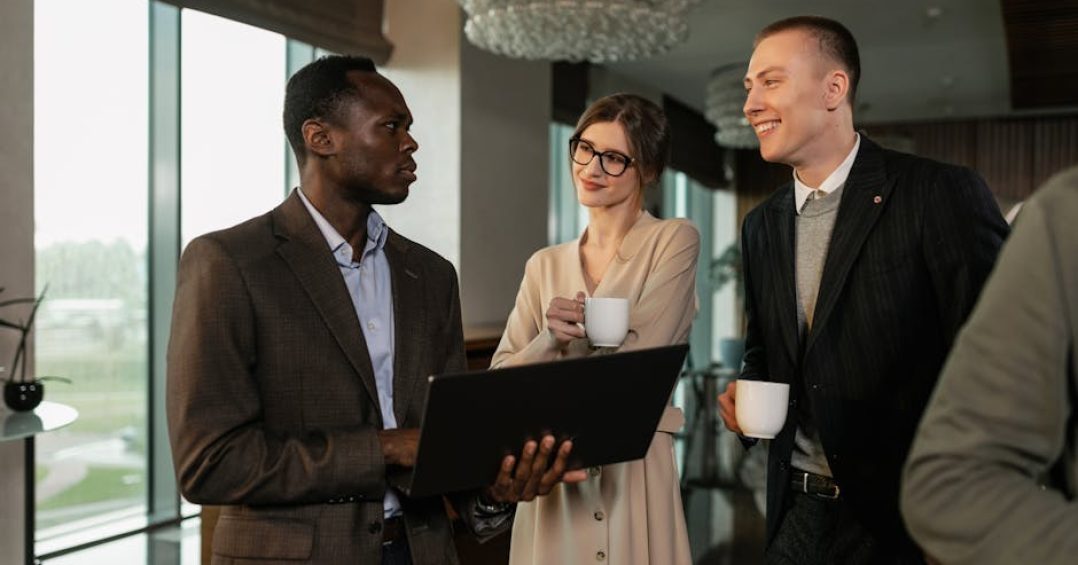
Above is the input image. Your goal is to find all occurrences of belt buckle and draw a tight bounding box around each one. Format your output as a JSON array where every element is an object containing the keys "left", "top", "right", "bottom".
[
  {"left": 382, "top": 517, "right": 403, "bottom": 546},
  {"left": 820, "top": 483, "right": 840, "bottom": 499}
]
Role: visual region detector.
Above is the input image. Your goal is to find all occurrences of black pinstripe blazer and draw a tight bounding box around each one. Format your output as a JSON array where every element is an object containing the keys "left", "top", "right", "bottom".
[
  {"left": 740, "top": 136, "right": 1009, "bottom": 555},
  {"left": 167, "top": 192, "right": 466, "bottom": 564}
]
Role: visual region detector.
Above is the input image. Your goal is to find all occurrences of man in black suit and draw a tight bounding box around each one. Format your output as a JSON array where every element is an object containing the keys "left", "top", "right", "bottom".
[{"left": 717, "top": 16, "right": 1008, "bottom": 564}]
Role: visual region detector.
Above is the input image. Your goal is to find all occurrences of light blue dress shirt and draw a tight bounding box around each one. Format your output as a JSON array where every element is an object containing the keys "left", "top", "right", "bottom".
[{"left": 297, "top": 188, "right": 401, "bottom": 518}]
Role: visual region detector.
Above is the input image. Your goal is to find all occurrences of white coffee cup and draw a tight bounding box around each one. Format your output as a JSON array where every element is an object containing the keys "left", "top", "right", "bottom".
[
  {"left": 584, "top": 297, "right": 630, "bottom": 347},
  {"left": 735, "top": 380, "right": 790, "bottom": 439}
]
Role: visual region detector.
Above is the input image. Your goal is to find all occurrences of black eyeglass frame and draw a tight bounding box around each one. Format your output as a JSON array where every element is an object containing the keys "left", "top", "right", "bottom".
[{"left": 568, "top": 137, "right": 636, "bottom": 177}]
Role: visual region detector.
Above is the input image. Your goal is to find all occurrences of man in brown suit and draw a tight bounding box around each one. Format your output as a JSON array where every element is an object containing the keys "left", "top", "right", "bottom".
[{"left": 167, "top": 56, "right": 579, "bottom": 565}]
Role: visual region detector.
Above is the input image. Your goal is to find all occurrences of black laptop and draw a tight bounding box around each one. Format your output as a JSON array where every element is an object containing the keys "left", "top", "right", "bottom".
[{"left": 394, "top": 343, "right": 689, "bottom": 498}]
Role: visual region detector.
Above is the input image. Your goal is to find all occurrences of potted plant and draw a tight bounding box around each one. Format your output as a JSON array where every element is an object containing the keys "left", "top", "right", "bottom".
[
  {"left": 710, "top": 243, "right": 746, "bottom": 371},
  {"left": 1, "top": 286, "right": 68, "bottom": 411}
]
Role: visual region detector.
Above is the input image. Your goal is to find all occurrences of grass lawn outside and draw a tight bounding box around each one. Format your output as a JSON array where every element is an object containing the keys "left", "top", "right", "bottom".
[{"left": 37, "top": 465, "right": 145, "bottom": 530}]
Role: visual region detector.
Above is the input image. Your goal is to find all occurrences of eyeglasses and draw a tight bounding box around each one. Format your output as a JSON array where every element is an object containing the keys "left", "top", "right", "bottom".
[{"left": 569, "top": 137, "right": 635, "bottom": 177}]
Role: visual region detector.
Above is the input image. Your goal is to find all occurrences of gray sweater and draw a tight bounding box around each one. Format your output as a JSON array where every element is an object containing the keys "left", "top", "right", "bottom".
[{"left": 791, "top": 183, "right": 845, "bottom": 478}]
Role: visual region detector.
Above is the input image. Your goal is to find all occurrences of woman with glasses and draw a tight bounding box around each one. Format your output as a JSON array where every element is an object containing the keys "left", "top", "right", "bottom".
[{"left": 491, "top": 93, "right": 698, "bottom": 564}]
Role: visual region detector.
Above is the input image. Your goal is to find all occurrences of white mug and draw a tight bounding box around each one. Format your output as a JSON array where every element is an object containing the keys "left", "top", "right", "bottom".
[
  {"left": 584, "top": 297, "right": 630, "bottom": 347},
  {"left": 735, "top": 380, "right": 790, "bottom": 439}
]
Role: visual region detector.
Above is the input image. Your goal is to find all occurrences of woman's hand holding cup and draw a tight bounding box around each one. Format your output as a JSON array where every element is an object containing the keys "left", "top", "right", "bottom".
[{"left": 546, "top": 291, "right": 587, "bottom": 350}]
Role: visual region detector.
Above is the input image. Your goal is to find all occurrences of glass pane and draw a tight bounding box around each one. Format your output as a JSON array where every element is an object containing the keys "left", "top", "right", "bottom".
[
  {"left": 180, "top": 9, "right": 288, "bottom": 246},
  {"left": 33, "top": 0, "right": 150, "bottom": 542},
  {"left": 548, "top": 122, "right": 584, "bottom": 245},
  {"left": 711, "top": 189, "right": 739, "bottom": 350}
]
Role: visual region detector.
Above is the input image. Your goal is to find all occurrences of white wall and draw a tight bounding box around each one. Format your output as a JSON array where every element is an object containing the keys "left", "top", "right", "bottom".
[
  {"left": 0, "top": 0, "right": 33, "bottom": 562},
  {"left": 381, "top": 1, "right": 551, "bottom": 329},
  {"left": 459, "top": 35, "right": 551, "bottom": 327},
  {"left": 589, "top": 65, "right": 664, "bottom": 105},
  {"left": 379, "top": 0, "right": 462, "bottom": 269}
]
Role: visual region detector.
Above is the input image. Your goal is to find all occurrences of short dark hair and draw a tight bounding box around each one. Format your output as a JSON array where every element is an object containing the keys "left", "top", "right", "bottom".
[
  {"left": 572, "top": 93, "right": 670, "bottom": 189},
  {"left": 756, "top": 15, "right": 861, "bottom": 106},
  {"left": 283, "top": 55, "right": 378, "bottom": 167}
]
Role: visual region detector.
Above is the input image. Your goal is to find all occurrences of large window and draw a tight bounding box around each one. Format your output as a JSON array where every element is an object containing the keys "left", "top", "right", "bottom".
[
  {"left": 34, "top": 0, "right": 151, "bottom": 543},
  {"left": 180, "top": 9, "right": 289, "bottom": 245},
  {"left": 33, "top": 1, "right": 317, "bottom": 558}
]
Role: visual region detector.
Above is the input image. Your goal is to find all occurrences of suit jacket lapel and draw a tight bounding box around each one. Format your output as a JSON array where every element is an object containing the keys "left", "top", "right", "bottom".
[
  {"left": 763, "top": 185, "right": 801, "bottom": 366},
  {"left": 805, "top": 137, "right": 896, "bottom": 357},
  {"left": 385, "top": 231, "right": 424, "bottom": 428},
  {"left": 272, "top": 192, "right": 383, "bottom": 423}
]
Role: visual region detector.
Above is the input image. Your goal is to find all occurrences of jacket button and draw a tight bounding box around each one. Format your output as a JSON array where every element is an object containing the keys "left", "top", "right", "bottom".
[
  {"left": 368, "top": 521, "right": 382, "bottom": 534},
  {"left": 594, "top": 511, "right": 605, "bottom": 521},
  {"left": 596, "top": 550, "right": 606, "bottom": 561},
  {"left": 589, "top": 466, "right": 601, "bottom": 477},
  {"left": 778, "top": 461, "right": 787, "bottom": 471}
]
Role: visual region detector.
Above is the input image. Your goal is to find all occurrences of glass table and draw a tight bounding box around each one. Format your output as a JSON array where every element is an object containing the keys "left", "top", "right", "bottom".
[{"left": 1, "top": 401, "right": 78, "bottom": 565}]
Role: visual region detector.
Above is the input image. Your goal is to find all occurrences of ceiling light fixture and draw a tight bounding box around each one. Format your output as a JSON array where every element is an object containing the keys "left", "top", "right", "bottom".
[
  {"left": 458, "top": 0, "right": 700, "bottom": 63},
  {"left": 704, "top": 63, "right": 758, "bottom": 149}
]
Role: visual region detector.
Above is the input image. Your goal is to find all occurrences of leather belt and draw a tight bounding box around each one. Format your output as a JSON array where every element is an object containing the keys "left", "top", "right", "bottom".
[
  {"left": 790, "top": 470, "right": 841, "bottom": 500},
  {"left": 383, "top": 516, "right": 405, "bottom": 545}
]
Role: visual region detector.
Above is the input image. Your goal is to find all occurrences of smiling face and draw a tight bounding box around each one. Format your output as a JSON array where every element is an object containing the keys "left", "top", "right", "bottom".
[
  {"left": 572, "top": 121, "right": 643, "bottom": 211},
  {"left": 325, "top": 72, "right": 418, "bottom": 206},
  {"left": 743, "top": 28, "right": 844, "bottom": 169}
]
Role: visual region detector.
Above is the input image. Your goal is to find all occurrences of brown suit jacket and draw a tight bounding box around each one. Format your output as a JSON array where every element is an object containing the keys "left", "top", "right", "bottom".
[{"left": 167, "top": 192, "right": 466, "bottom": 564}]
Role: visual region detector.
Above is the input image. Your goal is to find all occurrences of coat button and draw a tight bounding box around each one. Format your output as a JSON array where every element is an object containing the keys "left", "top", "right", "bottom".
[
  {"left": 594, "top": 511, "right": 605, "bottom": 521},
  {"left": 589, "top": 466, "right": 601, "bottom": 477},
  {"left": 368, "top": 521, "right": 382, "bottom": 534},
  {"left": 596, "top": 550, "right": 606, "bottom": 561}
]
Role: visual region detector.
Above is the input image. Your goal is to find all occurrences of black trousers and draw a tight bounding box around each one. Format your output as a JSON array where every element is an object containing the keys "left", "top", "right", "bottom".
[
  {"left": 381, "top": 534, "right": 413, "bottom": 565},
  {"left": 766, "top": 492, "right": 924, "bottom": 565}
]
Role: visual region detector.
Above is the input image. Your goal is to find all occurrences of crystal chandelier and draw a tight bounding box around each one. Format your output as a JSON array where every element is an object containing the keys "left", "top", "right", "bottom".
[
  {"left": 704, "top": 63, "right": 758, "bottom": 149},
  {"left": 458, "top": 1, "right": 700, "bottom": 63}
]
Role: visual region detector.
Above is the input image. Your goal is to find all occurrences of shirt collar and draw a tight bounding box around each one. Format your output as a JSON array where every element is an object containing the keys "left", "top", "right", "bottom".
[
  {"left": 296, "top": 188, "right": 389, "bottom": 262},
  {"left": 794, "top": 133, "right": 860, "bottom": 215}
]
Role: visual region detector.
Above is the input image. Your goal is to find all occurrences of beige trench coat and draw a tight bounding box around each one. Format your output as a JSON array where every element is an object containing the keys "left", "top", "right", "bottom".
[{"left": 492, "top": 211, "right": 698, "bottom": 565}]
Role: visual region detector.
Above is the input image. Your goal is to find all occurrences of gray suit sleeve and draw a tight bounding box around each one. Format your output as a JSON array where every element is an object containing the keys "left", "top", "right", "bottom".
[{"left": 901, "top": 185, "right": 1078, "bottom": 564}]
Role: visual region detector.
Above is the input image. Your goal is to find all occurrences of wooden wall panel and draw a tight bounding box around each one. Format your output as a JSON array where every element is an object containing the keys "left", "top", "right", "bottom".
[
  {"left": 1033, "top": 118, "right": 1078, "bottom": 188},
  {"left": 863, "top": 114, "right": 1078, "bottom": 202},
  {"left": 1001, "top": 0, "right": 1078, "bottom": 110},
  {"left": 976, "top": 119, "right": 1034, "bottom": 201},
  {"left": 733, "top": 148, "right": 789, "bottom": 231}
]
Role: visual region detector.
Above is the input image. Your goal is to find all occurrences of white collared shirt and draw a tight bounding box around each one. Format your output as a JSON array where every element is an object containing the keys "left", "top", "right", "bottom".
[
  {"left": 296, "top": 187, "right": 402, "bottom": 518},
  {"left": 794, "top": 133, "right": 861, "bottom": 215}
]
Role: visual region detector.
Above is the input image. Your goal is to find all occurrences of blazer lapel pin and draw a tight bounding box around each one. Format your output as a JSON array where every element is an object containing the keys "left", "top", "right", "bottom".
[{"left": 873, "top": 195, "right": 883, "bottom": 204}]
